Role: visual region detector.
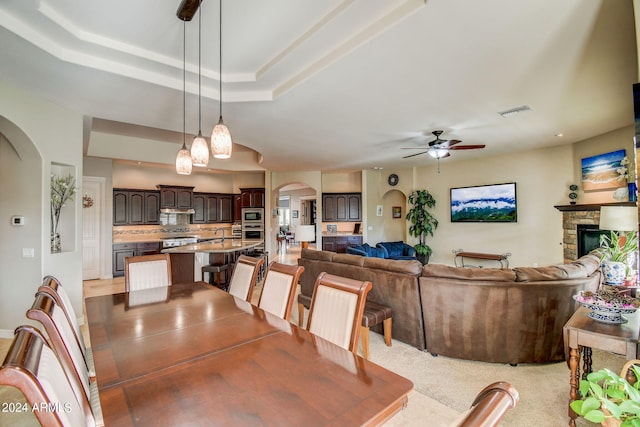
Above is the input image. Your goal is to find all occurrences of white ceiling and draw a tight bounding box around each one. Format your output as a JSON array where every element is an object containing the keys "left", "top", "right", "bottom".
[{"left": 0, "top": 0, "right": 637, "bottom": 172}]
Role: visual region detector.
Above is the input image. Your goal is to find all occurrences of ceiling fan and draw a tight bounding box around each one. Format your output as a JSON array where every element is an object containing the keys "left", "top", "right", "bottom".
[{"left": 402, "top": 130, "right": 486, "bottom": 159}]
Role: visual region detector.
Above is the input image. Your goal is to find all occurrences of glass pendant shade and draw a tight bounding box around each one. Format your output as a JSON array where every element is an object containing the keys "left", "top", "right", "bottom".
[
  {"left": 176, "top": 144, "right": 193, "bottom": 175},
  {"left": 191, "top": 132, "right": 209, "bottom": 167},
  {"left": 212, "top": 117, "right": 232, "bottom": 159},
  {"left": 429, "top": 149, "right": 448, "bottom": 159}
]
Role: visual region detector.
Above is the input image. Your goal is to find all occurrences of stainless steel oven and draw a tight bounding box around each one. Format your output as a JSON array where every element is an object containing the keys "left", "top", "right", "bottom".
[{"left": 242, "top": 226, "right": 264, "bottom": 241}]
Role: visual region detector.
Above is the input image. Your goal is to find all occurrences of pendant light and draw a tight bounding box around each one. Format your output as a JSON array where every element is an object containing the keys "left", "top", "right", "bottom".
[
  {"left": 176, "top": 19, "right": 193, "bottom": 175},
  {"left": 190, "top": 1, "right": 209, "bottom": 167},
  {"left": 211, "top": 0, "right": 232, "bottom": 159}
]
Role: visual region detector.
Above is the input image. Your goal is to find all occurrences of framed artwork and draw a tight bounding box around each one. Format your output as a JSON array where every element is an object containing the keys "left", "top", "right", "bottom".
[
  {"left": 292, "top": 210, "right": 299, "bottom": 218},
  {"left": 376, "top": 205, "right": 383, "bottom": 216},
  {"left": 581, "top": 149, "right": 627, "bottom": 191},
  {"left": 392, "top": 206, "right": 402, "bottom": 218}
]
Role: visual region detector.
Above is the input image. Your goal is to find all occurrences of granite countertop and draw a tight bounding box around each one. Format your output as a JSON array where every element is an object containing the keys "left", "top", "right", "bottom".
[
  {"left": 161, "top": 239, "right": 263, "bottom": 254},
  {"left": 321, "top": 232, "right": 363, "bottom": 237}
]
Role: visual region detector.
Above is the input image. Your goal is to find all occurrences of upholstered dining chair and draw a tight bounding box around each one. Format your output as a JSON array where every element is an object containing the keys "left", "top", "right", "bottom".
[
  {"left": 37, "top": 275, "right": 95, "bottom": 376},
  {"left": 306, "top": 272, "right": 372, "bottom": 353},
  {"left": 124, "top": 253, "right": 172, "bottom": 292},
  {"left": 26, "top": 292, "right": 104, "bottom": 425},
  {"left": 228, "top": 255, "right": 265, "bottom": 301},
  {"left": 257, "top": 262, "right": 305, "bottom": 321},
  {"left": 0, "top": 325, "right": 98, "bottom": 427}
]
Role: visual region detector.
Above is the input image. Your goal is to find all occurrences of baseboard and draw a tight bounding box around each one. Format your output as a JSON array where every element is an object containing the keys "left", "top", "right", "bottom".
[{"left": 0, "top": 329, "right": 14, "bottom": 339}]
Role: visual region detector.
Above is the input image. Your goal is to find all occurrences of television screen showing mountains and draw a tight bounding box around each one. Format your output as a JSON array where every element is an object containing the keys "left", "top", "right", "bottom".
[{"left": 450, "top": 183, "right": 517, "bottom": 222}]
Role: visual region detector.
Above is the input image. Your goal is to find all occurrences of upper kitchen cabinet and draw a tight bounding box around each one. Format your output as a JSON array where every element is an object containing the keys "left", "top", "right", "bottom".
[
  {"left": 233, "top": 194, "right": 242, "bottom": 222},
  {"left": 240, "top": 188, "right": 265, "bottom": 208},
  {"left": 113, "top": 189, "right": 160, "bottom": 225},
  {"left": 158, "top": 185, "right": 194, "bottom": 209},
  {"left": 322, "top": 193, "right": 361, "bottom": 222},
  {"left": 193, "top": 193, "right": 234, "bottom": 224}
]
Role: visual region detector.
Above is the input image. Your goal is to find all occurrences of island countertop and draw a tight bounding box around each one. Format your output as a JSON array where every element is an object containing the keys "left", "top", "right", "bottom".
[{"left": 161, "top": 239, "right": 263, "bottom": 254}]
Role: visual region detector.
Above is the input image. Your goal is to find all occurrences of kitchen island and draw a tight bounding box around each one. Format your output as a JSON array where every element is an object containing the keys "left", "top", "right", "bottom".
[{"left": 162, "top": 239, "right": 264, "bottom": 283}]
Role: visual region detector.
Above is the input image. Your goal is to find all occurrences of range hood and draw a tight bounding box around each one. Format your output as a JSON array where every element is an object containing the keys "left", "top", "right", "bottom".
[{"left": 160, "top": 208, "right": 195, "bottom": 214}]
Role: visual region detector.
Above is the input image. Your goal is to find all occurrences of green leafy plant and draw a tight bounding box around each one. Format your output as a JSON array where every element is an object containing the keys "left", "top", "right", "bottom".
[
  {"left": 598, "top": 231, "right": 639, "bottom": 278},
  {"left": 570, "top": 366, "right": 640, "bottom": 426},
  {"left": 50, "top": 174, "right": 77, "bottom": 235},
  {"left": 406, "top": 189, "right": 438, "bottom": 263}
]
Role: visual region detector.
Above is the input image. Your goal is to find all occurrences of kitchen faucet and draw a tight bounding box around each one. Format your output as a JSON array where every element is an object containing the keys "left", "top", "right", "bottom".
[{"left": 214, "top": 228, "right": 225, "bottom": 243}]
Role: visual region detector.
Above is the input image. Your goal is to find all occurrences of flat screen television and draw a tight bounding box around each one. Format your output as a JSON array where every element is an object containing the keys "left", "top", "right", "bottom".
[{"left": 450, "top": 182, "right": 517, "bottom": 223}]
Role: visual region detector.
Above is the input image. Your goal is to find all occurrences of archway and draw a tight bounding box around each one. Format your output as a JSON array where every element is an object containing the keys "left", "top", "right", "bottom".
[{"left": 381, "top": 189, "right": 407, "bottom": 242}]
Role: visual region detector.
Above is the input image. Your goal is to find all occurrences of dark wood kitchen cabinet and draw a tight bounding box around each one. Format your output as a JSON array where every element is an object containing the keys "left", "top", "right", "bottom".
[
  {"left": 112, "top": 241, "right": 161, "bottom": 276},
  {"left": 322, "top": 193, "right": 361, "bottom": 222},
  {"left": 158, "top": 185, "right": 194, "bottom": 209},
  {"left": 193, "top": 193, "right": 234, "bottom": 224},
  {"left": 113, "top": 189, "right": 160, "bottom": 225},
  {"left": 322, "top": 235, "right": 362, "bottom": 253},
  {"left": 240, "top": 188, "right": 265, "bottom": 208},
  {"left": 233, "top": 194, "right": 242, "bottom": 221}
]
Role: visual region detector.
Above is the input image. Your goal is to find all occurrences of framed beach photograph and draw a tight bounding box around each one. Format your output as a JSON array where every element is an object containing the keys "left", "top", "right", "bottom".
[
  {"left": 392, "top": 206, "right": 402, "bottom": 218},
  {"left": 581, "top": 149, "right": 627, "bottom": 191}
]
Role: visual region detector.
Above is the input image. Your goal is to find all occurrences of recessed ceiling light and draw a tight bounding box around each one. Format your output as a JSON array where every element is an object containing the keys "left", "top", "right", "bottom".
[
  {"left": 498, "top": 105, "right": 533, "bottom": 118},
  {"left": 555, "top": 133, "right": 564, "bottom": 137},
  {"left": 372, "top": 166, "right": 384, "bottom": 170}
]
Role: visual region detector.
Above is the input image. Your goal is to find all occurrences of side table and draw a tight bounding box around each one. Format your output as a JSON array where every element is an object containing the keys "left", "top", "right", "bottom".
[{"left": 563, "top": 306, "right": 640, "bottom": 427}]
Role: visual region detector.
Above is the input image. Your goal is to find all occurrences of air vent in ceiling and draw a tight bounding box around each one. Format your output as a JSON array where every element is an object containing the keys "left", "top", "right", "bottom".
[{"left": 498, "top": 105, "right": 533, "bottom": 118}]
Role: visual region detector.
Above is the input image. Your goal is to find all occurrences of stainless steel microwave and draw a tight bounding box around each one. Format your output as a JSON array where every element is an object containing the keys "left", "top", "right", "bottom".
[{"left": 242, "top": 208, "right": 264, "bottom": 222}]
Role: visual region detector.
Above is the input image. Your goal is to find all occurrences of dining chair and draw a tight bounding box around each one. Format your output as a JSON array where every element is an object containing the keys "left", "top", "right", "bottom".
[
  {"left": 26, "top": 292, "right": 104, "bottom": 425},
  {"left": 0, "top": 325, "right": 98, "bottom": 427},
  {"left": 306, "top": 272, "right": 372, "bottom": 353},
  {"left": 257, "top": 262, "right": 305, "bottom": 321},
  {"left": 37, "top": 275, "right": 95, "bottom": 376},
  {"left": 228, "top": 254, "right": 265, "bottom": 301},
  {"left": 124, "top": 253, "right": 172, "bottom": 291}
]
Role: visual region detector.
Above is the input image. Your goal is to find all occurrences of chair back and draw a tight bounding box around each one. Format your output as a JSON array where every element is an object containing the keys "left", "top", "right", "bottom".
[
  {"left": 125, "top": 253, "right": 172, "bottom": 291},
  {"left": 0, "top": 326, "right": 95, "bottom": 427},
  {"left": 257, "top": 262, "right": 305, "bottom": 321},
  {"left": 37, "top": 275, "right": 87, "bottom": 359},
  {"left": 307, "top": 272, "right": 372, "bottom": 353},
  {"left": 454, "top": 381, "right": 519, "bottom": 427},
  {"left": 228, "top": 255, "right": 265, "bottom": 301},
  {"left": 27, "top": 292, "right": 91, "bottom": 404}
]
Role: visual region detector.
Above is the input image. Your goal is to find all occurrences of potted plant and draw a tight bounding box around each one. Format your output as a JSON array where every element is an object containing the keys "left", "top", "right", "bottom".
[
  {"left": 598, "top": 231, "right": 639, "bottom": 285},
  {"left": 406, "top": 189, "right": 438, "bottom": 264},
  {"left": 570, "top": 362, "right": 640, "bottom": 427}
]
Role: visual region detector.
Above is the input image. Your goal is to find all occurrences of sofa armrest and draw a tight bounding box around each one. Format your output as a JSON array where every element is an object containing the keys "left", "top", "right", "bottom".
[{"left": 346, "top": 246, "right": 367, "bottom": 257}]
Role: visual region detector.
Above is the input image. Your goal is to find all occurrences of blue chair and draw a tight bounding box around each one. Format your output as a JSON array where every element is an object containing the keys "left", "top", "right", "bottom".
[
  {"left": 376, "top": 241, "right": 416, "bottom": 260},
  {"left": 345, "top": 243, "right": 387, "bottom": 258}
]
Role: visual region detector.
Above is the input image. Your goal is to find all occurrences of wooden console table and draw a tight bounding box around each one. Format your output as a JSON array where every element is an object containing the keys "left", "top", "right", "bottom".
[
  {"left": 563, "top": 307, "right": 640, "bottom": 427},
  {"left": 452, "top": 249, "right": 511, "bottom": 268}
]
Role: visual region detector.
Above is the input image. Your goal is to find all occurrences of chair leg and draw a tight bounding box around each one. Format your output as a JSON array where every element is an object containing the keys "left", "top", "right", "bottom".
[
  {"left": 383, "top": 318, "right": 392, "bottom": 347},
  {"left": 297, "top": 303, "right": 305, "bottom": 327},
  {"left": 360, "top": 326, "right": 370, "bottom": 360}
]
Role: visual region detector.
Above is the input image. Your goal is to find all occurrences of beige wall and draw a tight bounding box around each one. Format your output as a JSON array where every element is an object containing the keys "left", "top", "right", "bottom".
[{"left": 0, "top": 83, "right": 83, "bottom": 334}]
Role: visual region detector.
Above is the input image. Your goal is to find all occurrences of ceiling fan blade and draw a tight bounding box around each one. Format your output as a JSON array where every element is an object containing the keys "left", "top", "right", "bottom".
[
  {"left": 401, "top": 147, "right": 430, "bottom": 150},
  {"left": 442, "top": 139, "right": 462, "bottom": 148},
  {"left": 450, "top": 144, "right": 486, "bottom": 150},
  {"left": 402, "top": 151, "right": 428, "bottom": 159}
]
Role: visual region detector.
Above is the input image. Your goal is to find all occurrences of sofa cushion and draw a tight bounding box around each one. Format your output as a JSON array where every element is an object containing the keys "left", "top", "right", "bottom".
[
  {"left": 333, "top": 253, "right": 366, "bottom": 267},
  {"left": 422, "top": 264, "right": 517, "bottom": 281},
  {"left": 363, "top": 257, "right": 423, "bottom": 275},
  {"left": 300, "top": 248, "right": 334, "bottom": 262},
  {"left": 514, "top": 254, "right": 601, "bottom": 282},
  {"left": 346, "top": 243, "right": 387, "bottom": 258}
]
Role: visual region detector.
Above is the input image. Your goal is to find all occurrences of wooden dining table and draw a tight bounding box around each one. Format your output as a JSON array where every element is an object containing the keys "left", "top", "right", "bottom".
[{"left": 85, "top": 282, "right": 413, "bottom": 426}]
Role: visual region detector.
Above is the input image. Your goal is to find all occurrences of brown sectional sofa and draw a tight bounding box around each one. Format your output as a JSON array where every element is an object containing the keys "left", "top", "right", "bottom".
[
  {"left": 298, "top": 249, "right": 602, "bottom": 364},
  {"left": 298, "top": 249, "right": 426, "bottom": 350}
]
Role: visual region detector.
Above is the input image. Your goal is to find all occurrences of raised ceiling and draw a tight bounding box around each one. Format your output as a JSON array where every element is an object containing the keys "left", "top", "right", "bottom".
[{"left": 0, "top": 0, "right": 637, "bottom": 172}]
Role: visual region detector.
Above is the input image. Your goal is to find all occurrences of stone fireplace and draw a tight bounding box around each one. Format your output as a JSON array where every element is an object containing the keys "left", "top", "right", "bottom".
[{"left": 555, "top": 202, "right": 636, "bottom": 263}]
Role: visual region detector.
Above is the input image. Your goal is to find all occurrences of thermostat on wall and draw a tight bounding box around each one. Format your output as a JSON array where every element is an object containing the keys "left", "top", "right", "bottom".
[{"left": 11, "top": 215, "right": 25, "bottom": 226}]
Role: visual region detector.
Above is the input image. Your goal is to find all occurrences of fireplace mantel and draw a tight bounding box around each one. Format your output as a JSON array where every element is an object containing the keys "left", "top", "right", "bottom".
[{"left": 554, "top": 202, "right": 636, "bottom": 212}]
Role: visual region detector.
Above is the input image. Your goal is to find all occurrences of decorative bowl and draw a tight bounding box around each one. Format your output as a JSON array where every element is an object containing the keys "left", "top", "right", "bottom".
[{"left": 573, "top": 289, "right": 640, "bottom": 324}]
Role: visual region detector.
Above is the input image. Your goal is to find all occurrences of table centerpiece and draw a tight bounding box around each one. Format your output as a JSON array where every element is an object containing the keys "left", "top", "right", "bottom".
[{"left": 574, "top": 287, "right": 640, "bottom": 324}]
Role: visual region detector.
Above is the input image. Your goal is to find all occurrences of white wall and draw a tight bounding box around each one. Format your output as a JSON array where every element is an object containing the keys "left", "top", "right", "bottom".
[{"left": 0, "top": 83, "right": 83, "bottom": 334}]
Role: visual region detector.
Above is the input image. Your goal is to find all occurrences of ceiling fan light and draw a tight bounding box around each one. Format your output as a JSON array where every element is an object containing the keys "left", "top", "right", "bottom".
[
  {"left": 176, "top": 144, "right": 193, "bottom": 175},
  {"left": 191, "top": 132, "right": 209, "bottom": 167},
  {"left": 429, "top": 149, "right": 448, "bottom": 159},
  {"left": 212, "top": 117, "right": 232, "bottom": 159}
]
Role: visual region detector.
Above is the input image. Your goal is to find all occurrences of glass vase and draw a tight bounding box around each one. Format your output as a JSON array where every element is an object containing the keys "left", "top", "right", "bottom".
[
  {"left": 51, "top": 233, "right": 61, "bottom": 253},
  {"left": 628, "top": 182, "right": 637, "bottom": 202}
]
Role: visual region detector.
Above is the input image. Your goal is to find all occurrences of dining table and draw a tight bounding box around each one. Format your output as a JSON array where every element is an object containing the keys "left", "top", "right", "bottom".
[{"left": 85, "top": 282, "right": 413, "bottom": 426}]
